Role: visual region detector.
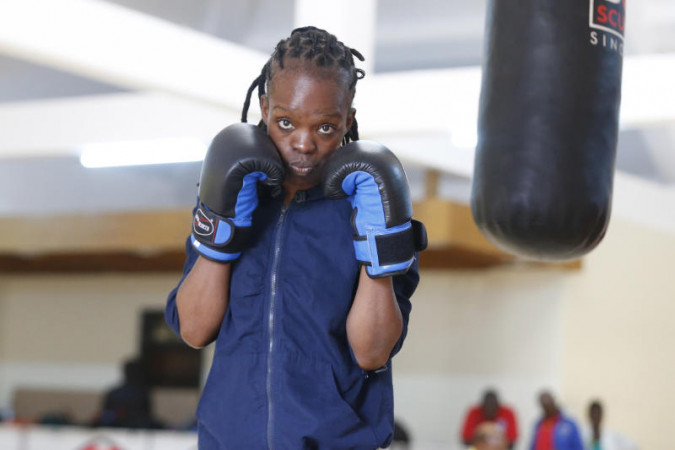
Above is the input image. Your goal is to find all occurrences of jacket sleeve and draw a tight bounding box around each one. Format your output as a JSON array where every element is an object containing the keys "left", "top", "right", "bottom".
[
  {"left": 164, "top": 203, "right": 200, "bottom": 338},
  {"left": 568, "top": 419, "right": 585, "bottom": 450},
  {"left": 389, "top": 255, "right": 419, "bottom": 357},
  {"left": 505, "top": 407, "right": 519, "bottom": 444},
  {"left": 529, "top": 421, "right": 540, "bottom": 450},
  {"left": 461, "top": 408, "right": 479, "bottom": 443}
]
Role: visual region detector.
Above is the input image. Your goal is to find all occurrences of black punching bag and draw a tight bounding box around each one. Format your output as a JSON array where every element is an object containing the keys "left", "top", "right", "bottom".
[{"left": 471, "top": 0, "right": 625, "bottom": 261}]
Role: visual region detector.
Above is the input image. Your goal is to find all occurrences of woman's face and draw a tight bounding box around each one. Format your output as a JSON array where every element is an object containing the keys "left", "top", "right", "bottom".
[{"left": 260, "top": 62, "right": 355, "bottom": 194}]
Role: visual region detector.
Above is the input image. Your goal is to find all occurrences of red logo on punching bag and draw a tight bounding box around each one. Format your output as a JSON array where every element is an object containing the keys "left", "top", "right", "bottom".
[{"left": 590, "top": 0, "right": 626, "bottom": 40}]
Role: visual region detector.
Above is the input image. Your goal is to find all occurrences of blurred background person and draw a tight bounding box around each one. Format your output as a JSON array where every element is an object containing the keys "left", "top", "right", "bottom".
[
  {"left": 91, "top": 357, "right": 162, "bottom": 430},
  {"left": 530, "top": 391, "right": 583, "bottom": 450},
  {"left": 461, "top": 389, "right": 518, "bottom": 448},
  {"left": 390, "top": 418, "right": 412, "bottom": 450},
  {"left": 585, "top": 400, "right": 638, "bottom": 450}
]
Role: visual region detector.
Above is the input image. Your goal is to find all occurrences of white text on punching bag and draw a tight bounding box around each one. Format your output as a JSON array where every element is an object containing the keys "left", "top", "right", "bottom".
[{"left": 589, "top": 31, "right": 623, "bottom": 55}]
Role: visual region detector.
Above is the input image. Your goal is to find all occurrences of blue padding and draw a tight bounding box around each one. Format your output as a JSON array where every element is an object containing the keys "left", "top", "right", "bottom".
[
  {"left": 214, "top": 218, "right": 233, "bottom": 245},
  {"left": 191, "top": 236, "right": 240, "bottom": 262},
  {"left": 342, "top": 171, "right": 414, "bottom": 277},
  {"left": 341, "top": 172, "right": 386, "bottom": 233},
  {"left": 367, "top": 259, "right": 414, "bottom": 278},
  {"left": 233, "top": 172, "right": 267, "bottom": 227}
]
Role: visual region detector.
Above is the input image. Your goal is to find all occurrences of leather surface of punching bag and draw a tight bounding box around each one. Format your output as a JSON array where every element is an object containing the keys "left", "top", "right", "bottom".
[{"left": 471, "top": 0, "right": 625, "bottom": 261}]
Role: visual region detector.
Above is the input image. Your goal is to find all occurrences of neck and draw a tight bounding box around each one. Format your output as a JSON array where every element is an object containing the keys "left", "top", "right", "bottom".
[
  {"left": 283, "top": 188, "right": 296, "bottom": 205},
  {"left": 546, "top": 410, "right": 559, "bottom": 420},
  {"left": 592, "top": 425, "right": 601, "bottom": 440},
  {"left": 283, "top": 180, "right": 316, "bottom": 205}
]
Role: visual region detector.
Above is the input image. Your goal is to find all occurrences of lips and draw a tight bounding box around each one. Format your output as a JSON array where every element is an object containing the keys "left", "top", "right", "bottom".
[{"left": 288, "top": 161, "right": 315, "bottom": 175}]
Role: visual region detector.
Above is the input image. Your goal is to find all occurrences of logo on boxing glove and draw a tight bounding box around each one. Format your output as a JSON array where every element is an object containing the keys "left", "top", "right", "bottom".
[{"left": 193, "top": 209, "right": 214, "bottom": 237}]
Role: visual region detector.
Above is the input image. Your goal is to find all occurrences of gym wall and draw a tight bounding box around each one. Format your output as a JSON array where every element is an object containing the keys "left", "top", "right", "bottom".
[{"left": 1, "top": 216, "right": 673, "bottom": 448}]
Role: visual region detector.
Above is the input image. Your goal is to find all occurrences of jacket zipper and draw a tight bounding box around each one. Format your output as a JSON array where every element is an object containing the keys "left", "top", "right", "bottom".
[{"left": 266, "top": 203, "right": 289, "bottom": 450}]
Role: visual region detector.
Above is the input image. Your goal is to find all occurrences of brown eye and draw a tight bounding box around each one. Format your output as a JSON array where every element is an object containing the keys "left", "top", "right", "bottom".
[
  {"left": 318, "top": 124, "right": 335, "bottom": 135},
  {"left": 278, "top": 119, "right": 293, "bottom": 130}
]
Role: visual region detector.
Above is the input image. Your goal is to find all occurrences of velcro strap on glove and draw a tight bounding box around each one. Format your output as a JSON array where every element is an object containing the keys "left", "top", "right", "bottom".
[
  {"left": 354, "top": 219, "right": 428, "bottom": 278},
  {"left": 411, "top": 219, "right": 428, "bottom": 252},
  {"left": 190, "top": 204, "right": 252, "bottom": 262}
]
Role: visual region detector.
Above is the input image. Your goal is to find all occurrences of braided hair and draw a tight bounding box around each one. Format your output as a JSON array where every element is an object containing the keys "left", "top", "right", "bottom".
[{"left": 241, "top": 26, "right": 366, "bottom": 145}]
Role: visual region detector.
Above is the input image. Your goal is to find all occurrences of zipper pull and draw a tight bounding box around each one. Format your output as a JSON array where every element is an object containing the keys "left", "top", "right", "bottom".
[{"left": 294, "top": 190, "right": 306, "bottom": 203}]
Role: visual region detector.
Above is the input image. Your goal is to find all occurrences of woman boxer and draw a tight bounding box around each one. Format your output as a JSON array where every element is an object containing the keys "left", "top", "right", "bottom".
[{"left": 166, "top": 26, "right": 423, "bottom": 449}]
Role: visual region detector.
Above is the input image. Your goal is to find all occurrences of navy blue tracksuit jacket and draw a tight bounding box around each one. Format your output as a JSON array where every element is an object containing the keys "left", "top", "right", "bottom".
[{"left": 166, "top": 186, "right": 419, "bottom": 449}]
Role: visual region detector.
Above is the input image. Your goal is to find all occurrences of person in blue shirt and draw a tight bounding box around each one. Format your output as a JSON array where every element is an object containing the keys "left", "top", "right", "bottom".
[
  {"left": 530, "top": 391, "right": 584, "bottom": 450},
  {"left": 165, "top": 26, "right": 425, "bottom": 449}
]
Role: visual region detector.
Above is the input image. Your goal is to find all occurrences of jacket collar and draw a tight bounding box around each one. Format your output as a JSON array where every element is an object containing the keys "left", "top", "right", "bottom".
[{"left": 264, "top": 184, "right": 326, "bottom": 203}]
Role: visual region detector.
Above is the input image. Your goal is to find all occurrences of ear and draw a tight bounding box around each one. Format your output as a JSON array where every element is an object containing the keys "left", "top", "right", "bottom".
[
  {"left": 260, "top": 95, "right": 270, "bottom": 125},
  {"left": 346, "top": 107, "right": 356, "bottom": 132}
]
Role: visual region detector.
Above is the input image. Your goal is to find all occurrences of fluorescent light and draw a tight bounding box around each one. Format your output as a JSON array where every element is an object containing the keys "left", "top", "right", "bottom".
[{"left": 80, "top": 137, "right": 207, "bottom": 168}]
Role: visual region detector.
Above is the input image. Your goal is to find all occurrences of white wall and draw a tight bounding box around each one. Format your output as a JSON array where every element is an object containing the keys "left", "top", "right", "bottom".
[
  {"left": 0, "top": 274, "right": 178, "bottom": 408},
  {"left": 559, "top": 218, "right": 675, "bottom": 450},
  {"left": 393, "top": 269, "right": 569, "bottom": 449}
]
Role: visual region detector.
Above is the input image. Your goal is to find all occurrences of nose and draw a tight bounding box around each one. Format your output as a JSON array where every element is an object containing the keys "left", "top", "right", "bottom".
[{"left": 291, "top": 130, "right": 317, "bottom": 154}]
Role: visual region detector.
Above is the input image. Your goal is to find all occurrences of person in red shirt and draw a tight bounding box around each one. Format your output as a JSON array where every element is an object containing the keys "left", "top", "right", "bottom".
[{"left": 461, "top": 390, "right": 519, "bottom": 448}]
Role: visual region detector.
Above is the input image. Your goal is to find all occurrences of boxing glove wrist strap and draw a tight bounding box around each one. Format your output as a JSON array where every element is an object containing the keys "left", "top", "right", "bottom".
[
  {"left": 354, "top": 219, "right": 428, "bottom": 278},
  {"left": 191, "top": 204, "right": 252, "bottom": 262}
]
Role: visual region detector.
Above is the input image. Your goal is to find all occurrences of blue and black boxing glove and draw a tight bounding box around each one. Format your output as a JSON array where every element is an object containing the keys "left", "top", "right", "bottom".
[
  {"left": 191, "top": 123, "right": 284, "bottom": 262},
  {"left": 322, "top": 141, "right": 427, "bottom": 278}
]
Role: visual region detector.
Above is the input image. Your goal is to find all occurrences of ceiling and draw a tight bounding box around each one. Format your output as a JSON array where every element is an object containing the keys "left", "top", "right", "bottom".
[{"left": 0, "top": 0, "right": 674, "bottom": 232}]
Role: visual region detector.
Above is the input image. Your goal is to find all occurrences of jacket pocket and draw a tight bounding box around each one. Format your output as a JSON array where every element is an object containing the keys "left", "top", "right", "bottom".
[
  {"left": 276, "top": 358, "right": 380, "bottom": 449},
  {"left": 331, "top": 363, "right": 394, "bottom": 448},
  {"left": 196, "top": 354, "right": 267, "bottom": 449}
]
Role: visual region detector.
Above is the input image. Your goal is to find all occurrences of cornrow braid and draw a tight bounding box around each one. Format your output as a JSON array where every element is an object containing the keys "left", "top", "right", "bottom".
[{"left": 241, "top": 26, "right": 365, "bottom": 145}]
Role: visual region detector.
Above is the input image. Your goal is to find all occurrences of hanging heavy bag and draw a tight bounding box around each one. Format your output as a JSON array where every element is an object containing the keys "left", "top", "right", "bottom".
[{"left": 471, "top": 0, "right": 625, "bottom": 261}]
